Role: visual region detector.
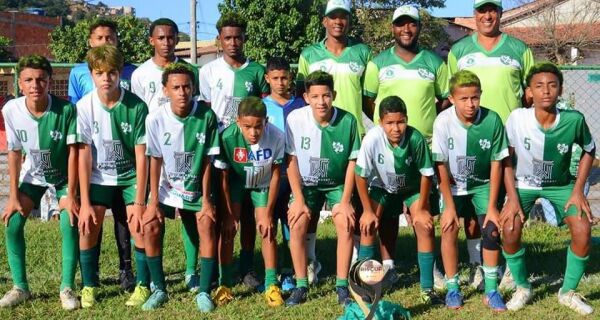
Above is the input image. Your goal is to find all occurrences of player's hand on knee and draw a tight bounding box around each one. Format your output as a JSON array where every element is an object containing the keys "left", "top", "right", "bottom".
[
  {"left": 359, "top": 210, "right": 378, "bottom": 236},
  {"left": 412, "top": 210, "right": 433, "bottom": 232},
  {"left": 333, "top": 201, "right": 355, "bottom": 233},
  {"left": 143, "top": 203, "right": 164, "bottom": 226},
  {"left": 62, "top": 195, "right": 80, "bottom": 227},
  {"left": 565, "top": 190, "right": 593, "bottom": 223},
  {"left": 129, "top": 203, "right": 145, "bottom": 235},
  {"left": 78, "top": 204, "right": 97, "bottom": 235},
  {"left": 2, "top": 196, "right": 23, "bottom": 226},
  {"left": 483, "top": 206, "right": 500, "bottom": 229},
  {"left": 500, "top": 197, "right": 524, "bottom": 231},
  {"left": 199, "top": 201, "right": 217, "bottom": 224},
  {"left": 440, "top": 208, "right": 459, "bottom": 233},
  {"left": 256, "top": 215, "right": 274, "bottom": 242},
  {"left": 288, "top": 201, "right": 310, "bottom": 229},
  {"left": 221, "top": 214, "right": 239, "bottom": 242}
]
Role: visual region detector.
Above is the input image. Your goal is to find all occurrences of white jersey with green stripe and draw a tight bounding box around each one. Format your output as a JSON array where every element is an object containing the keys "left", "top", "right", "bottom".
[
  {"left": 297, "top": 38, "right": 372, "bottom": 135},
  {"left": 285, "top": 106, "right": 361, "bottom": 187},
  {"left": 506, "top": 107, "right": 595, "bottom": 190},
  {"left": 363, "top": 47, "right": 448, "bottom": 139},
  {"left": 198, "top": 57, "right": 269, "bottom": 131},
  {"left": 448, "top": 33, "right": 535, "bottom": 122},
  {"left": 214, "top": 122, "right": 284, "bottom": 189},
  {"left": 76, "top": 89, "right": 148, "bottom": 186},
  {"left": 2, "top": 95, "right": 76, "bottom": 187},
  {"left": 356, "top": 125, "right": 434, "bottom": 195},
  {"left": 146, "top": 101, "right": 219, "bottom": 209},
  {"left": 432, "top": 107, "right": 509, "bottom": 195}
]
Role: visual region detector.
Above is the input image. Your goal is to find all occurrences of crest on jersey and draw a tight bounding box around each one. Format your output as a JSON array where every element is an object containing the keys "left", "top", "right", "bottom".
[
  {"left": 528, "top": 158, "right": 553, "bottom": 187},
  {"left": 479, "top": 139, "right": 491, "bottom": 150},
  {"left": 196, "top": 133, "right": 206, "bottom": 144},
  {"left": 384, "top": 68, "right": 395, "bottom": 79},
  {"left": 234, "top": 147, "right": 248, "bottom": 163},
  {"left": 385, "top": 172, "right": 406, "bottom": 193},
  {"left": 30, "top": 149, "right": 52, "bottom": 176},
  {"left": 557, "top": 143, "right": 569, "bottom": 155},
  {"left": 120, "top": 80, "right": 131, "bottom": 91},
  {"left": 121, "top": 122, "right": 133, "bottom": 134},
  {"left": 49, "top": 130, "right": 63, "bottom": 141},
  {"left": 332, "top": 142, "right": 344, "bottom": 153},
  {"left": 174, "top": 151, "right": 194, "bottom": 174},
  {"left": 308, "top": 157, "right": 330, "bottom": 182},
  {"left": 103, "top": 140, "right": 124, "bottom": 162},
  {"left": 349, "top": 61, "right": 360, "bottom": 73},
  {"left": 456, "top": 155, "right": 476, "bottom": 181},
  {"left": 405, "top": 156, "right": 413, "bottom": 166},
  {"left": 464, "top": 54, "right": 477, "bottom": 67},
  {"left": 417, "top": 68, "right": 435, "bottom": 81},
  {"left": 245, "top": 81, "right": 254, "bottom": 93},
  {"left": 500, "top": 55, "right": 512, "bottom": 65}
]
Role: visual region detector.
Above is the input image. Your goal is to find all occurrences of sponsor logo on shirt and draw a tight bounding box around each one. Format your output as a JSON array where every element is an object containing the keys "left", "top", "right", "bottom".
[
  {"left": 103, "top": 140, "right": 124, "bottom": 162},
  {"left": 479, "top": 139, "right": 491, "bottom": 150},
  {"left": 234, "top": 147, "right": 248, "bottom": 163},
  {"left": 170, "top": 151, "right": 196, "bottom": 181},
  {"left": 306, "top": 156, "right": 330, "bottom": 185},
  {"left": 332, "top": 141, "right": 344, "bottom": 153},
  {"left": 49, "top": 130, "right": 63, "bottom": 141},
  {"left": 557, "top": 143, "right": 569, "bottom": 155},
  {"left": 527, "top": 158, "right": 554, "bottom": 187},
  {"left": 456, "top": 155, "right": 477, "bottom": 183},
  {"left": 30, "top": 149, "right": 53, "bottom": 176},
  {"left": 385, "top": 172, "right": 406, "bottom": 193}
]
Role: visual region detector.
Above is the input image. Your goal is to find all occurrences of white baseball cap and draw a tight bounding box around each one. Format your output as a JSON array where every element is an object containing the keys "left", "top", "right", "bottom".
[
  {"left": 325, "top": 0, "right": 351, "bottom": 16},
  {"left": 392, "top": 5, "right": 420, "bottom": 22}
]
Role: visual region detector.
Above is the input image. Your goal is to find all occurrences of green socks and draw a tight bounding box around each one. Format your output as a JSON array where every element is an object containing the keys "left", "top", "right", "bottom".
[
  {"left": 6, "top": 213, "right": 28, "bottom": 291},
  {"left": 134, "top": 247, "right": 150, "bottom": 287},
  {"left": 219, "top": 263, "right": 234, "bottom": 287},
  {"left": 445, "top": 274, "right": 460, "bottom": 291},
  {"left": 335, "top": 278, "right": 349, "bottom": 288},
  {"left": 503, "top": 248, "right": 530, "bottom": 288},
  {"left": 180, "top": 216, "right": 199, "bottom": 276},
  {"left": 296, "top": 277, "right": 308, "bottom": 288},
  {"left": 358, "top": 244, "right": 376, "bottom": 260},
  {"left": 561, "top": 246, "right": 589, "bottom": 293},
  {"left": 80, "top": 246, "right": 99, "bottom": 287},
  {"left": 265, "top": 268, "right": 278, "bottom": 288},
  {"left": 417, "top": 251, "right": 434, "bottom": 291},
  {"left": 59, "top": 210, "right": 79, "bottom": 291},
  {"left": 147, "top": 255, "right": 166, "bottom": 291},
  {"left": 199, "top": 257, "right": 216, "bottom": 293},
  {"left": 239, "top": 249, "right": 254, "bottom": 276},
  {"left": 482, "top": 264, "right": 499, "bottom": 294}
]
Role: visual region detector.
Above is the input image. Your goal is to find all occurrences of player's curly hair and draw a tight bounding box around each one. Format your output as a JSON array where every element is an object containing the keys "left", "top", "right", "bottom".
[
  {"left": 216, "top": 12, "right": 247, "bottom": 33},
  {"left": 161, "top": 63, "right": 195, "bottom": 86},
  {"left": 304, "top": 70, "right": 334, "bottom": 92},
  {"left": 89, "top": 18, "right": 117, "bottom": 37},
  {"left": 526, "top": 62, "right": 563, "bottom": 87},
  {"left": 17, "top": 55, "right": 52, "bottom": 77},
  {"left": 379, "top": 95, "right": 407, "bottom": 119},
  {"left": 449, "top": 70, "right": 481, "bottom": 94},
  {"left": 238, "top": 96, "right": 266, "bottom": 118},
  {"left": 86, "top": 45, "right": 124, "bottom": 72}
]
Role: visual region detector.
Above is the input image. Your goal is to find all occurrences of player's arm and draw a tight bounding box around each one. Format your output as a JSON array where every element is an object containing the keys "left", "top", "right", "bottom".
[
  {"left": 355, "top": 172, "right": 378, "bottom": 236},
  {"left": 484, "top": 160, "right": 502, "bottom": 228},
  {"left": 199, "top": 156, "right": 216, "bottom": 223},
  {"left": 412, "top": 173, "right": 434, "bottom": 231},
  {"left": 266, "top": 163, "right": 281, "bottom": 219},
  {"left": 363, "top": 96, "right": 376, "bottom": 121},
  {"left": 566, "top": 144, "right": 596, "bottom": 222},
  {"left": 144, "top": 156, "right": 163, "bottom": 225},
  {"left": 436, "top": 99, "right": 451, "bottom": 113},
  {"left": 436, "top": 161, "right": 458, "bottom": 233},
  {"left": 2, "top": 149, "right": 23, "bottom": 225},
  {"left": 362, "top": 61, "right": 379, "bottom": 121},
  {"left": 333, "top": 159, "right": 356, "bottom": 233},
  {"left": 286, "top": 154, "right": 309, "bottom": 228},
  {"left": 219, "top": 167, "right": 238, "bottom": 239},
  {"left": 435, "top": 62, "right": 451, "bottom": 113},
  {"left": 77, "top": 142, "right": 96, "bottom": 234},
  {"left": 63, "top": 144, "right": 80, "bottom": 226},
  {"left": 130, "top": 144, "right": 148, "bottom": 233},
  {"left": 500, "top": 147, "right": 524, "bottom": 230}
]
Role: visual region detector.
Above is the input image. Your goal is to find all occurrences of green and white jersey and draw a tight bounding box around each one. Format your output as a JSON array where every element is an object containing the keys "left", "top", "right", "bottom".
[
  {"left": 432, "top": 106, "right": 509, "bottom": 195},
  {"left": 146, "top": 101, "right": 219, "bottom": 209},
  {"left": 131, "top": 58, "right": 199, "bottom": 113},
  {"left": 214, "top": 122, "right": 284, "bottom": 189},
  {"left": 285, "top": 106, "right": 361, "bottom": 187},
  {"left": 2, "top": 95, "right": 76, "bottom": 187},
  {"left": 506, "top": 107, "right": 595, "bottom": 190},
  {"left": 448, "top": 33, "right": 535, "bottom": 122},
  {"left": 198, "top": 57, "right": 269, "bottom": 131},
  {"left": 363, "top": 48, "right": 449, "bottom": 139},
  {"left": 355, "top": 125, "right": 434, "bottom": 195},
  {"left": 76, "top": 89, "right": 148, "bottom": 186},
  {"left": 297, "top": 38, "right": 372, "bottom": 135}
]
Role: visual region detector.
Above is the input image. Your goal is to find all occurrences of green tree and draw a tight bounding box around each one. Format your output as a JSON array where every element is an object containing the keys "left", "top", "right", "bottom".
[
  {"left": 0, "top": 0, "right": 70, "bottom": 19},
  {"left": 49, "top": 15, "right": 153, "bottom": 63},
  {"left": 0, "top": 35, "right": 13, "bottom": 61}
]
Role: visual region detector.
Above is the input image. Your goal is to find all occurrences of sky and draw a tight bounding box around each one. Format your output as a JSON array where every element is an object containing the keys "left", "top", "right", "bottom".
[{"left": 91, "top": 0, "right": 496, "bottom": 40}]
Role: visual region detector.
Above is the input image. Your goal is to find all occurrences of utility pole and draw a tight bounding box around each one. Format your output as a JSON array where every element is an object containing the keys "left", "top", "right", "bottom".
[{"left": 190, "top": 0, "right": 197, "bottom": 64}]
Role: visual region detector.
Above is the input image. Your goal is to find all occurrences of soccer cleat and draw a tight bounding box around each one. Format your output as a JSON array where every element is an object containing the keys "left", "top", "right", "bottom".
[
  {"left": 383, "top": 265, "right": 400, "bottom": 287},
  {"left": 141, "top": 289, "right": 168, "bottom": 311},
  {"left": 499, "top": 267, "right": 516, "bottom": 291},
  {"left": 119, "top": 269, "right": 135, "bottom": 292},
  {"left": 196, "top": 292, "right": 215, "bottom": 312},
  {"left": 484, "top": 290, "right": 507, "bottom": 312},
  {"left": 264, "top": 285, "right": 284, "bottom": 307},
  {"left": 281, "top": 274, "right": 296, "bottom": 293},
  {"left": 80, "top": 286, "right": 97, "bottom": 309},
  {"left": 213, "top": 286, "right": 234, "bottom": 306},
  {"left": 469, "top": 264, "right": 485, "bottom": 291},
  {"left": 0, "top": 286, "right": 31, "bottom": 308},
  {"left": 285, "top": 287, "right": 308, "bottom": 306},
  {"left": 307, "top": 260, "right": 322, "bottom": 285},
  {"left": 558, "top": 290, "right": 593, "bottom": 316},
  {"left": 185, "top": 274, "right": 200, "bottom": 293},
  {"left": 336, "top": 286, "right": 352, "bottom": 306},
  {"left": 433, "top": 264, "right": 446, "bottom": 291},
  {"left": 506, "top": 286, "right": 533, "bottom": 311},
  {"left": 445, "top": 289, "right": 464, "bottom": 309},
  {"left": 59, "top": 288, "right": 80, "bottom": 310},
  {"left": 420, "top": 289, "right": 444, "bottom": 305},
  {"left": 242, "top": 271, "right": 261, "bottom": 290},
  {"left": 125, "top": 284, "right": 151, "bottom": 307}
]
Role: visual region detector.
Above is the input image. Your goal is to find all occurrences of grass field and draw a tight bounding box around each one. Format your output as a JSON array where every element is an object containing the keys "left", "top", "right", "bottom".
[{"left": 0, "top": 217, "right": 598, "bottom": 319}]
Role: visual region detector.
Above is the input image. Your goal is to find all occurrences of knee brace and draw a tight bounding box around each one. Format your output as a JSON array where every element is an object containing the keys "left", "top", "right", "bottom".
[{"left": 481, "top": 222, "right": 501, "bottom": 250}]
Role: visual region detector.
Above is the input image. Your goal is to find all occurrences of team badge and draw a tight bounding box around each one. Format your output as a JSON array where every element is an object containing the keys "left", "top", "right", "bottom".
[
  {"left": 479, "top": 139, "right": 491, "bottom": 150},
  {"left": 245, "top": 81, "right": 254, "bottom": 93},
  {"left": 121, "top": 122, "right": 132, "bottom": 134},
  {"left": 500, "top": 55, "right": 512, "bottom": 65},
  {"left": 234, "top": 147, "right": 248, "bottom": 163},
  {"left": 49, "top": 130, "right": 63, "bottom": 141},
  {"left": 417, "top": 68, "right": 435, "bottom": 81},
  {"left": 405, "top": 156, "right": 413, "bottom": 166},
  {"left": 196, "top": 133, "right": 206, "bottom": 144},
  {"left": 557, "top": 143, "right": 569, "bottom": 155},
  {"left": 332, "top": 141, "right": 344, "bottom": 153}
]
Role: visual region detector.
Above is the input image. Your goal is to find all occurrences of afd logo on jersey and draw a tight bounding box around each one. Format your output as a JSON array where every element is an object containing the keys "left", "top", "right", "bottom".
[{"left": 234, "top": 147, "right": 273, "bottom": 163}]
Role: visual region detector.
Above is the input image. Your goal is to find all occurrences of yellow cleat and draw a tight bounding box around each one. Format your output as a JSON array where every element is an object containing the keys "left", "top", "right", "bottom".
[
  {"left": 125, "top": 284, "right": 150, "bottom": 307},
  {"left": 213, "top": 286, "right": 234, "bottom": 306},
  {"left": 264, "top": 285, "right": 284, "bottom": 307},
  {"left": 80, "top": 286, "right": 97, "bottom": 308}
]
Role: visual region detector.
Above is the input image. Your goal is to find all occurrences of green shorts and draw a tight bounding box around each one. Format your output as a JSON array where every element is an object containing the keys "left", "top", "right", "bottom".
[
  {"left": 159, "top": 203, "right": 203, "bottom": 219},
  {"left": 453, "top": 184, "right": 491, "bottom": 218},
  {"left": 369, "top": 187, "right": 419, "bottom": 219},
  {"left": 89, "top": 184, "right": 137, "bottom": 208},
  {"left": 230, "top": 184, "right": 269, "bottom": 208},
  {"left": 291, "top": 185, "right": 344, "bottom": 217},
  {"left": 517, "top": 184, "right": 577, "bottom": 226},
  {"left": 19, "top": 182, "right": 68, "bottom": 209}
]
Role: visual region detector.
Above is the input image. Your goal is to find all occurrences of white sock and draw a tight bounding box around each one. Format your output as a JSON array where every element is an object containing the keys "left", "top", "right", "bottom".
[
  {"left": 383, "top": 259, "right": 395, "bottom": 270},
  {"left": 467, "top": 238, "right": 482, "bottom": 265},
  {"left": 306, "top": 233, "right": 317, "bottom": 261},
  {"left": 351, "top": 234, "right": 360, "bottom": 264}
]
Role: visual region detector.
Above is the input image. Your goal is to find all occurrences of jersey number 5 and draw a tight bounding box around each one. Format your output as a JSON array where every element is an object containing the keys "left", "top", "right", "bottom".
[{"left": 524, "top": 137, "right": 531, "bottom": 150}]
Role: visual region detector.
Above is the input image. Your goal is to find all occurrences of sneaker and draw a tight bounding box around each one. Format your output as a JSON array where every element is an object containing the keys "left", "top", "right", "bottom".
[
  {"left": 242, "top": 271, "right": 261, "bottom": 290},
  {"left": 264, "top": 285, "right": 284, "bottom": 307},
  {"left": 307, "top": 260, "right": 322, "bottom": 285},
  {"left": 125, "top": 284, "right": 151, "bottom": 307},
  {"left": 420, "top": 289, "right": 444, "bottom": 305},
  {"left": 433, "top": 264, "right": 446, "bottom": 291},
  {"left": 281, "top": 275, "right": 296, "bottom": 293},
  {"left": 469, "top": 264, "right": 485, "bottom": 291},
  {"left": 506, "top": 286, "right": 533, "bottom": 311},
  {"left": 141, "top": 289, "right": 168, "bottom": 311},
  {"left": 285, "top": 287, "right": 308, "bottom": 306},
  {"left": 59, "top": 288, "right": 80, "bottom": 310},
  {"left": 336, "top": 286, "right": 351, "bottom": 306},
  {"left": 196, "top": 292, "right": 215, "bottom": 312},
  {"left": 119, "top": 269, "right": 135, "bottom": 292},
  {"left": 445, "top": 289, "right": 464, "bottom": 309},
  {"left": 383, "top": 265, "right": 400, "bottom": 288},
  {"left": 80, "top": 286, "right": 97, "bottom": 309},
  {"left": 484, "top": 290, "right": 507, "bottom": 312},
  {"left": 558, "top": 290, "right": 593, "bottom": 316},
  {"left": 185, "top": 274, "right": 200, "bottom": 293},
  {"left": 499, "top": 267, "right": 516, "bottom": 291},
  {"left": 213, "top": 286, "right": 234, "bottom": 306},
  {"left": 0, "top": 286, "right": 31, "bottom": 308}
]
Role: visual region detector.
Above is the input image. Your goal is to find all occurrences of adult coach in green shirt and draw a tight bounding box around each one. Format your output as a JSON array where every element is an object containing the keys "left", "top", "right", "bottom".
[
  {"left": 297, "top": 0, "right": 372, "bottom": 136},
  {"left": 363, "top": 5, "right": 449, "bottom": 141}
]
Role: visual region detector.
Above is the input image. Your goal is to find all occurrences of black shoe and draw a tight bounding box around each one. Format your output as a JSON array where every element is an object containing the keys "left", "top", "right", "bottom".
[
  {"left": 119, "top": 269, "right": 135, "bottom": 292},
  {"left": 242, "top": 271, "right": 261, "bottom": 290},
  {"left": 336, "top": 286, "right": 352, "bottom": 306},
  {"left": 285, "top": 287, "right": 308, "bottom": 306}
]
